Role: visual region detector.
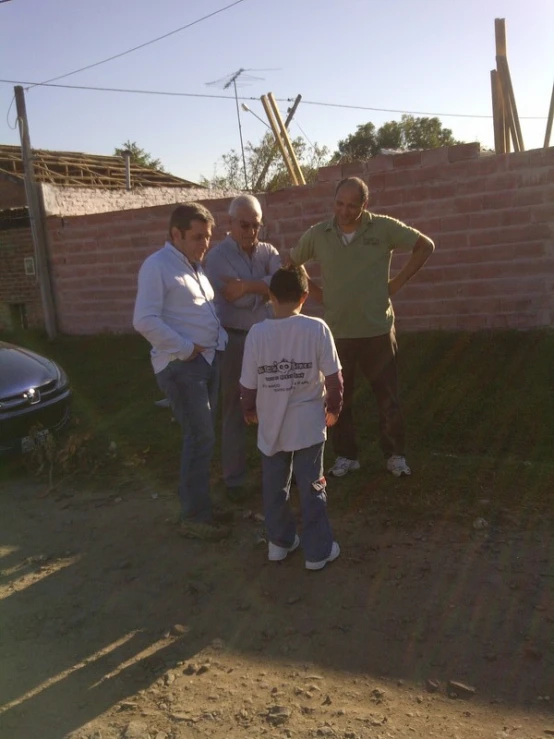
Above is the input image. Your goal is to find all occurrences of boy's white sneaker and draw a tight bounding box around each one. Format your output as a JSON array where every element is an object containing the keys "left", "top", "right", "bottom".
[
  {"left": 386, "top": 455, "right": 411, "bottom": 477},
  {"left": 328, "top": 457, "right": 361, "bottom": 477},
  {"left": 305, "top": 541, "right": 341, "bottom": 571},
  {"left": 268, "top": 534, "right": 300, "bottom": 562}
]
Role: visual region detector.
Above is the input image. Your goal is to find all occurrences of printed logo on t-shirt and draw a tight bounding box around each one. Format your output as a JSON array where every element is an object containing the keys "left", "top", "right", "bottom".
[{"left": 257, "top": 357, "right": 313, "bottom": 390}]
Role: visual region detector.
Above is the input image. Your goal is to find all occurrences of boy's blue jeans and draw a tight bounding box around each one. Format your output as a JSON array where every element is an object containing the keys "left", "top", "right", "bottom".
[
  {"left": 261, "top": 442, "right": 334, "bottom": 563},
  {"left": 156, "top": 354, "right": 220, "bottom": 522}
]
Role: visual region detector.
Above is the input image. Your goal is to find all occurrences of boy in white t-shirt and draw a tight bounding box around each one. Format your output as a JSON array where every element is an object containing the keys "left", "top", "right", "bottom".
[{"left": 239, "top": 266, "right": 344, "bottom": 570}]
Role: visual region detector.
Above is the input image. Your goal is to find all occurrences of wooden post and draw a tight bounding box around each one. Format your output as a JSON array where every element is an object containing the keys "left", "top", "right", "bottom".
[
  {"left": 496, "top": 56, "right": 524, "bottom": 152},
  {"left": 490, "top": 70, "right": 506, "bottom": 154},
  {"left": 260, "top": 95, "right": 298, "bottom": 186},
  {"left": 14, "top": 86, "right": 58, "bottom": 339},
  {"left": 544, "top": 81, "right": 554, "bottom": 149},
  {"left": 267, "top": 93, "right": 306, "bottom": 185},
  {"left": 494, "top": 18, "right": 524, "bottom": 152},
  {"left": 255, "top": 94, "right": 302, "bottom": 192},
  {"left": 494, "top": 18, "right": 507, "bottom": 56}
]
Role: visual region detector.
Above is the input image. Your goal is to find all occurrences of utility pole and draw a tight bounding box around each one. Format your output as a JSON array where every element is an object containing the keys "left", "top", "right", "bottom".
[
  {"left": 255, "top": 94, "right": 302, "bottom": 192},
  {"left": 223, "top": 69, "right": 249, "bottom": 190},
  {"left": 14, "top": 85, "right": 58, "bottom": 339}
]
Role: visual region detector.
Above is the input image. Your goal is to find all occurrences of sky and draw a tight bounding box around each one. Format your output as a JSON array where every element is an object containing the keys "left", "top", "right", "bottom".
[{"left": 0, "top": 0, "right": 552, "bottom": 184}]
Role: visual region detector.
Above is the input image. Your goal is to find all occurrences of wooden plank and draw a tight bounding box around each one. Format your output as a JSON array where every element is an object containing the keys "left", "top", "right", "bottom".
[
  {"left": 490, "top": 69, "right": 507, "bottom": 154},
  {"left": 494, "top": 18, "right": 507, "bottom": 56},
  {"left": 496, "top": 55, "right": 524, "bottom": 152},
  {"left": 544, "top": 81, "right": 554, "bottom": 148},
  {"left": 261, "top": 94, "right": 299, "bottom": 186},
  {"left": 267, "top": 92, "right": 306, "bottom": 186}
]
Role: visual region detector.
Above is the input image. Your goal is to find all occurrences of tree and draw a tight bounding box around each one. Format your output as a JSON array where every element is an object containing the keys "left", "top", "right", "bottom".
[
  {"left": 202, "top": 132, "right": 330, "bottom": 192},
  {"left": 114, "top": 140, "right": 165, "bottom": 171},
  {"left": 332, "top": 115, "right": 462, "bottom": 163}
]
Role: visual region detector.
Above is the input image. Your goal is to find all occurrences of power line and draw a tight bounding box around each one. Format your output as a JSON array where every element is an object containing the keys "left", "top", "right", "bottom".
[
  {"left": 1, "top": 78, "right": 256, "bottom": 101},
  {"left": 296, "top": 98, "right": 545, "bottom": 120},
  {"left": 0, "top": 78, "right": 548, "bottom": 120},
  {"left": 28, "top": 0, "right": 247, "bottom": 89},
  {"left": 295, "top": 120, "right": 316, "bottom": 150}
]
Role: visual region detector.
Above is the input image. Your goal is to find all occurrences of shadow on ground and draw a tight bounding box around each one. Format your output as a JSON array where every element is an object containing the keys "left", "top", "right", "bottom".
[{"left": 0, "top": 475, "right": 553, "bottom": 738}]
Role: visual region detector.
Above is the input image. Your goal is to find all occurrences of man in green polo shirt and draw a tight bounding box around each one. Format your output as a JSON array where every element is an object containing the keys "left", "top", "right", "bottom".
[{"left": 289, "top": 176, "right": 435, "bottom": 478}]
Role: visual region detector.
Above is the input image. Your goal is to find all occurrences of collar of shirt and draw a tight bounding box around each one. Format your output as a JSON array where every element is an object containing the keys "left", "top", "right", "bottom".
[
  {"left": 226, "top": 234, "right": 259, "bottom": 261},
  {"left": 164, "top": 241, "right": 199, "bottom": 271},
  {"left": 325, "top": 210, "right": 374, "bottom": 234}
]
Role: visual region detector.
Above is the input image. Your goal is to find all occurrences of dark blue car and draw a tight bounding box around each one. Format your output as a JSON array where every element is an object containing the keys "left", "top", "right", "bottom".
[{"left": 0, "top": 342, "right": 71, "bottom": 453}]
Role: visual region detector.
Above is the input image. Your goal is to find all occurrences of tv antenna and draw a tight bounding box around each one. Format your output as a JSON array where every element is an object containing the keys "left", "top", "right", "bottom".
[{"left": 206, "top": 68, "right": 279, "bottom": 189}]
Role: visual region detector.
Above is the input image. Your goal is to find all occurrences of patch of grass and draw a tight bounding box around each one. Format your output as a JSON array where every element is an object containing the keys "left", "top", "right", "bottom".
[{"left": 2, "top": 329, "right": 554, "bottom": 522}]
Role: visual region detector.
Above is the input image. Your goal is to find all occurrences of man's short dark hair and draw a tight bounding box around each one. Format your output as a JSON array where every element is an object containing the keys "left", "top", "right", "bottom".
[
  {"left": 335, "top": 176, "right": 369, "bottom": 203},
  {"left": 169, "top": 203, "right": 214, "bottom": 235},
  {"left": 269, "top": 265, "right": 309, "bottom": 304}
]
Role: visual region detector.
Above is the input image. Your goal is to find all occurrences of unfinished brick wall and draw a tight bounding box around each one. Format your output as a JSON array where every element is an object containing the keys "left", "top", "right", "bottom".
[
  {"left": 0, "top": 218, "right": 43, "bottom": 331},
  {"left": 40, "top": 183, "right": 240, "bottom": 217},
  {"left": 0, "top": 178, "right": 26, "bottom": 209},
  {"left": 44, "top": 143, "right": 554, "bottom": 335}
]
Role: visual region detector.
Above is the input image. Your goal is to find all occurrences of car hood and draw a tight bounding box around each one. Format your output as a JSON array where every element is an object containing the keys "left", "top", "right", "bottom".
[{"left": 0, "top": 342, "right": 59, "bottom": 398}]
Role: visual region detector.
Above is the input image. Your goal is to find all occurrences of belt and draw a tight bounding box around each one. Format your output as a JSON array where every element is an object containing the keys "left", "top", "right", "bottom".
[{"left": 224, "top": 327, "right": 249, "bottom": 336}]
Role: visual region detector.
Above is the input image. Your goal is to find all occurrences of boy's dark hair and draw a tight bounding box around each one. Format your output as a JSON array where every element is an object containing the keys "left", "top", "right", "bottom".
[
  {"left": 169, "top": 202, "right": 214, "bottom": 237},
  {"left": 269, "top": 265, "right": 309, "bottom": 304}
]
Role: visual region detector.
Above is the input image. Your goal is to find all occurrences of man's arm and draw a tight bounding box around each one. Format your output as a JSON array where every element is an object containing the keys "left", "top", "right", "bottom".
[
  {"left": 324, "top": 370, "right": 344, "bottom": 427},
  {"left": 133, "top": 260, "right": 201, "bottom": 360},
  {"left": 204, "top": 247, "right": 257, "bottom": 308},
  {"left": 240, "top": 384, "right": 258, "bottom": 425},
  {"left": 388, "top": 235, "right": 435, "bottom": 297},
  {"left": 288, "top": 229, "right": 323, "bottom": 303},
  {"left": 221, "top": 244, "right": 282, "bottom": 302}
]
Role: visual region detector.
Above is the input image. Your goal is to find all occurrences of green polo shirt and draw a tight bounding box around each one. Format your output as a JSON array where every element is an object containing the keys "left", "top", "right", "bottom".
[{"left": 290, "top": 211, "right": 421, "bottom": 339}]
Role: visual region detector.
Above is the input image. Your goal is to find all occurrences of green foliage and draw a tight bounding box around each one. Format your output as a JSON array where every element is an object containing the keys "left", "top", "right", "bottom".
[
  {"left": 114, "top": 139, "right": 165, "bottom": 171},
  {"left": 332, "top": 114, "right": 463, "bottom": 163},
  {"left": 202, "top": 132, "right": 330, "bottom": 192}
]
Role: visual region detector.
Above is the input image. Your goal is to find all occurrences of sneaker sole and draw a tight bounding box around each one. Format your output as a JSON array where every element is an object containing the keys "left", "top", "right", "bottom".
[
  {"left": 305, "top": 542, "right": 341, "bottom": 571},
  {"left": 268, "top": 535, "right": 300, "bottom": 562},
  {"left": 389, "top": 469, "right": 411, "bottom": 478},
  {"left": 329, "top": 465, "right": 360, "bottom": 478}
]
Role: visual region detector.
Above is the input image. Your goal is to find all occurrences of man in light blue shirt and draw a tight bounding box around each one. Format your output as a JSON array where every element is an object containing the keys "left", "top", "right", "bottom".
[
  {"left": 204, "top": 195, "right": 281, "bottom": 501},
  {"left": 133, "top": 203, "right": 229, "bottom": 541}
]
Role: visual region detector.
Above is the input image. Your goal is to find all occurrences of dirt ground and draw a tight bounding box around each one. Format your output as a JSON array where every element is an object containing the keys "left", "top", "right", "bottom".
[{"left": 1, "top": 477, "right": 553, "bottom": 739}]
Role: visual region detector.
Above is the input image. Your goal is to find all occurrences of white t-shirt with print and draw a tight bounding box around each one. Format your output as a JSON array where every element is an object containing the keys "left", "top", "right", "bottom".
[{"left": 240, "top": 314, "right": 341, "bottom": 457}]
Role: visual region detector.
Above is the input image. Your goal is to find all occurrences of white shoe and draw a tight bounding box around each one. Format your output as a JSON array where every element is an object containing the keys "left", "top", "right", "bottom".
[
  {"left": 268, "top": 534, "right": 300, "bottom": 562},
  {"left": 386, "top": 455, "right": 411, "bottom": 477},
  {"left": 328, "top": 457, "right": 361, "bottom": 478},
  {"left": 305, "top": 541, "right": 341, "bottom": 571}
]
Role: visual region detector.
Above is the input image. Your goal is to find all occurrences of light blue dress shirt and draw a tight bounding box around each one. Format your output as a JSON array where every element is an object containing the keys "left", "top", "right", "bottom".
[
  {"left": 204, "top": 234, "right": 282, "bottom": 331},
  {"left": 133, "top": 242, "right": 228, "bottom": 374}
]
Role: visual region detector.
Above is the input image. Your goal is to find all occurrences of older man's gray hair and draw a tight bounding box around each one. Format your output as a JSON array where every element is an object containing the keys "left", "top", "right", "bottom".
[{"left": 228, "top": 194, "right": 263, "bottom": 219}]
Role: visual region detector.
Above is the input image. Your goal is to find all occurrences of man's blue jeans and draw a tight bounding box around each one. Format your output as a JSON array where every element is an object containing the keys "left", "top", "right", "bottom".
[
  {"left": 261, "top": 442, "right": 334, "bottom": 563},
  {"left": 156, "top": 354, "right": 220, "bottom": 522}
]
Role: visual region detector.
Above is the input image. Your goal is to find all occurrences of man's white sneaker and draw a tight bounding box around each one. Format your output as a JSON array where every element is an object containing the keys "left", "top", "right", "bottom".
[
  {"left": 305, "top": 541, "right": 341, "bottom": 571},
  {"left": 328, "top": 457, "right": 361, "bottom": 478},
  {"left": 386, "top": 455, "right": 411, "bottom": 477},
  {"left": 268, "top": 534, "right": 300, "bottom": 562}
]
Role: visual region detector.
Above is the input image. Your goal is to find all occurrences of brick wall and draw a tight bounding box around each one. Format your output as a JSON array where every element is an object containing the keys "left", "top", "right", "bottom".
[
  {"left": 42, "top": 143, "right": 554, "bottom": 334},
  {"left": 0, "top": 178, "right": 26, "bottom": 209},
  {"left": 0, "top": 218, "right": 43, "bottom": 331},
  {"left": 40, "top": 183, "right": 241, "bottom": 217}
]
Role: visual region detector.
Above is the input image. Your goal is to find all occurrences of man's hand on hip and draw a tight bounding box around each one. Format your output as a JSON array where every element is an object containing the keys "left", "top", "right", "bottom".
[{"left": 185, "top": 344, "right": 207, "bottom": 361}]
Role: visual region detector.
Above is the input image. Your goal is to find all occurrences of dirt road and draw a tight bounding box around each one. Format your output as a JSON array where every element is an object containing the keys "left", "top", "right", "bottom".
[{"left": 1, "top": 480, "right": 553, "bottom": 739}]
